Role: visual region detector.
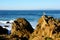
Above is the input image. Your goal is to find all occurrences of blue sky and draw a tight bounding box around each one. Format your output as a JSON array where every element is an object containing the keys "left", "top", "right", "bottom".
[{"left": 0, "top": 0, "right": 60, "bottom": 10}]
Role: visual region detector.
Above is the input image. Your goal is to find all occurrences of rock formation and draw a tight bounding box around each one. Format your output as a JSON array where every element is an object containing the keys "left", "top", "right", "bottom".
[
  {"left": 29, "top": 15, "right": 60, "bottom": 40},
  {"left": 0, "top": 26, "right": 8, "bottom": 34},
  {"left": 0, "top": 15, "right": 60, "bottom": 40},
  {"left": 0, "top": 26, "right": 9, "bottom": 40},
  {"left": 10, "top": 18, "right": 34, "bottom": 40}
]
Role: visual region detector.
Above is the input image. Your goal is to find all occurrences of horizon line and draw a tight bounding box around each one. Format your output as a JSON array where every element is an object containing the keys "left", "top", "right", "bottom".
[{"left": 0, "top": 9, "right": 60, "bottom": 10}]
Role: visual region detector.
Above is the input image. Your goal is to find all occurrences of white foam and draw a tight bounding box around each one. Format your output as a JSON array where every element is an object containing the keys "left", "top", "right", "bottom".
[
  {"left": 0, "top": 19, "right": 37, "bottom": 30},
  {"left": 30, "top": 21, "right": 37, "bottom": 29},
  {"left": 0, "top": 19, "right": 15, "bottom": 24},
  {"left": 9, "top": 19, "right": 15, "bottom": 23},
  {"left": 0, "top": 19, "right": 15, "bottom": 30},
  {"left": 0, "top": 21, "right": 7, "bottom": 24}
]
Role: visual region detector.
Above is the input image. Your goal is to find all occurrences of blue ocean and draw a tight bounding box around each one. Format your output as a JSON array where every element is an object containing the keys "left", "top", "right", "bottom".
[{"left": 0, "top": 10, "right": 60, "bottom": 31}]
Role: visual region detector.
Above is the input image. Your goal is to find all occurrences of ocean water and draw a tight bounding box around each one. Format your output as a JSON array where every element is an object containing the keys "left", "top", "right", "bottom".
[{"left": 0, "top": 10, "right": 60, "bottom": 31}]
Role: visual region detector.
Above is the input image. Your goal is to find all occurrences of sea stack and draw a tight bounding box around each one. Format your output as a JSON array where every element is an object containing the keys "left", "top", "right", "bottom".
[
  {"left": 10, "top": 18, "right": 34, "bottom": 40},
  {"left": 29, "top": 15, "right": 60, "bottom": 40}
]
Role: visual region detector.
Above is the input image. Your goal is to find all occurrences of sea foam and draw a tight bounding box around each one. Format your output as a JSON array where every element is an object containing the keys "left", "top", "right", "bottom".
[{"left": 0, "top": 19, "right": 15, "bottom": 30}]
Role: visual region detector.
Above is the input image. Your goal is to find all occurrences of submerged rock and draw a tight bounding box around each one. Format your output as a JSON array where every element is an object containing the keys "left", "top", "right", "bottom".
[
  {"left": 4, "top": 25, "right": 9, "bottom": 27},
  {"left": 6, "top": 21, "right": 10, "bottom": 24},
  {"left": 10, "top": 18, "right": 34, "bottom": 40},
  {"left": 29, "top": 15, "right": 60, "bottom": 40}
]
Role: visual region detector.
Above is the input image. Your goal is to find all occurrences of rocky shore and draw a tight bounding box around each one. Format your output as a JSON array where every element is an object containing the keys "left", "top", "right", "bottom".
[{"left": 0, "top": 15, "right": 60, "bottom": 40}]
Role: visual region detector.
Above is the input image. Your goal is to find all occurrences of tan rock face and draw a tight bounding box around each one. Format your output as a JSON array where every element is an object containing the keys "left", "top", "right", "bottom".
[
  {"left": 29, "top": 15, "right": 60, "bottom": 40},
  {"left": 10, "top": 18, "right": 34, "bottom": 40}
]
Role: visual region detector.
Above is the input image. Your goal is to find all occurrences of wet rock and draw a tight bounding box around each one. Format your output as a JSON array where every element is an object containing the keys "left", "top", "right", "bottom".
[
  {"left": 0, "top": 26, "right": 8, "bottom": 34},
  {"left": 10, "top": 18, "right": 34, "bottom": 40},
  {"left": 6, "top": 21, "right": 10, "bottom": 24}
]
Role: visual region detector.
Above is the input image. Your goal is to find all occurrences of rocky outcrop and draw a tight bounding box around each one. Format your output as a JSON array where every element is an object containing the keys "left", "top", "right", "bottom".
[
  {"left": 0, "top": 26, "right": 8, "bottom": 34},
  {"left": 0, "top": 15, "right": 60, "bottom": 40},
  {"left": 10, "top": 18, "right": 34, "bottom": 40},
  {"left": 29, "top": 15, "right": 60, "bottom": 40}
]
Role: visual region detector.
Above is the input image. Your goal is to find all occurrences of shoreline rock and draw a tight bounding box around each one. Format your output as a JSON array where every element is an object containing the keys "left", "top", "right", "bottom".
[
  {"left": 29, "top": 15, "right": 60, "bottom": 40},
  {"left": 0, "top": 15, "right": 60, "bottom": 40},
  {"left": 0, "top": 26, "right": 8, "bottom": 34},
  {"left": 10, "top": 18, "right": 34, "bottom": 40}
]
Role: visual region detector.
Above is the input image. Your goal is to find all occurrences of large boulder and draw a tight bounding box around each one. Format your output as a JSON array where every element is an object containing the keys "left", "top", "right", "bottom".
[
  {"left": 29, "top": 15, "right": 60, "bottom": 40},
  {"left": 10, "top": 18, "right": 34, "bottom": 40}
]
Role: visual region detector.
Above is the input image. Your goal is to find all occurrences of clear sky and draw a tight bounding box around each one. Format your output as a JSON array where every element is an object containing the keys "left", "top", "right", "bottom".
[{"left": 0, "top": 0, "right": 60, "bottom": 10}]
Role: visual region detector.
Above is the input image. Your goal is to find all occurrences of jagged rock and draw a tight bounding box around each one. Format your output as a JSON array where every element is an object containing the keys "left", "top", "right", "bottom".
[
  {"left": 10, "top": 18, "right": 34, "bottom": 40},
  {"left": 29, "top": 15, "right": 60, "bottom": 40},
  {"left": 0, "top": 26, "right": 8, "bottom": 34}
]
